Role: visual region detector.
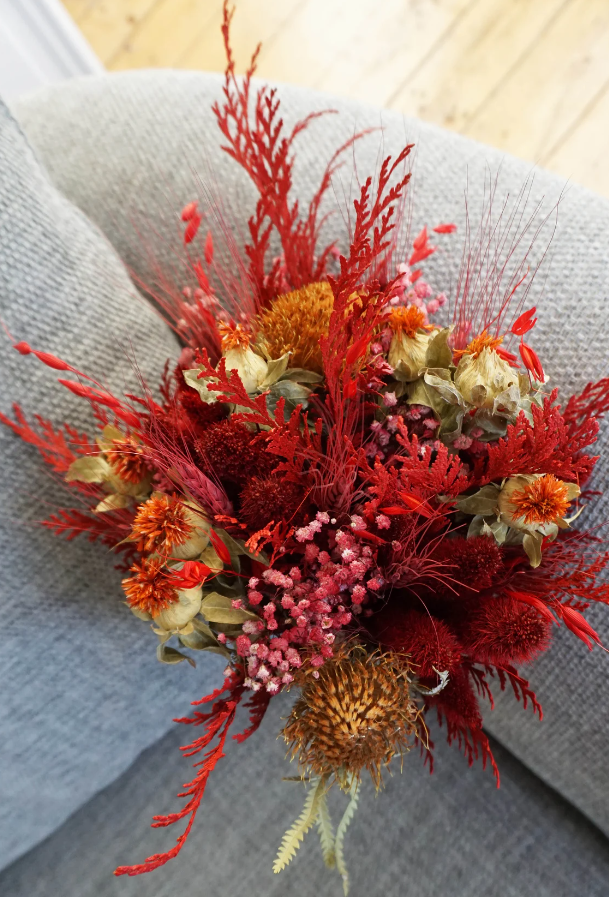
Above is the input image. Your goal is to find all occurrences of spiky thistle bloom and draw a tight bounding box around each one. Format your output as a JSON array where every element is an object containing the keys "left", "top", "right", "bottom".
[
  {"left": 122, "top": 556, "right": 177, "bottom": 616},
  {"left": 507, "top": 473, "right": 574, "bottom": 526},
  {"left": 282, "top": 648, "right": 421, "bottom": 789},
  {"left": 453, "top": 329, "right": 504, "bottom": 361},
  {"left": 130, "top": 493, "right": 196, "bottom": 555},
  {"left": 258, "top": 281, "right": 333, "bottom": 373},
  {"left": 106, "top": 435, "right": 148, "bottom": 484},
  {"left": 388, "top": 304, "right": 429, "bottom": 339}
]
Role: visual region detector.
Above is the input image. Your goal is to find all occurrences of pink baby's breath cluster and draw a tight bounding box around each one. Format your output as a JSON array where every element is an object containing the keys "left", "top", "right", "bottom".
[{"left": 240, "top": 514, "right": 383, "bottom": 692}]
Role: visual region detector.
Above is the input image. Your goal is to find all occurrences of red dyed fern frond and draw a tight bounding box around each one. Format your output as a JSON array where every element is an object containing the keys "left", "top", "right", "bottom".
[
  {"left": 487, "top": 664, "right": 543, "bottom": 718},
  {"left": 562, "top": 377, "right": 609, "bottom": 438},
  {"left": 42, "top": 507, "right": 135, "bottom": 549},
  {"left": 477, "top": 390, "right": 599, "bottom": 484},
  {"left": 115, "top": 674, "right": 246, "bottom": 877},
  {"left": 0, "top": 404, "right": 93, "bottom": 474},
  {"left": 213, "top": 2, "right": 365, "bottom": 304}
]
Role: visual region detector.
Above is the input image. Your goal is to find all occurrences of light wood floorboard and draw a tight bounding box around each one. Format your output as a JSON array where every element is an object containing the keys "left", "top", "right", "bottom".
[{"left": 63, "top": 0, "right": 609, "bottom": 197}]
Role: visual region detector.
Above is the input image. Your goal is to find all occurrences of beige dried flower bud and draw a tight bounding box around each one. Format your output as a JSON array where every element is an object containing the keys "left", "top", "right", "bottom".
[
  {"left": 454, "top": 347, "right": 524, "bottom": 410},
  {"left": 154, "top": 585, "right": 203, "bottom": 632},
  {"left": 388, "top": 330, "right": 434, "bottom": 382}
]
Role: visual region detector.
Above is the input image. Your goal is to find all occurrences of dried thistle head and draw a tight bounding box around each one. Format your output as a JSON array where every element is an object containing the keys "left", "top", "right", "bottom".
[
  {"left": 258, "top": 281, "right": 333, "bottom": 373},
  {"left": 282, "top": 647, "right": 422, "bottom": 790}
]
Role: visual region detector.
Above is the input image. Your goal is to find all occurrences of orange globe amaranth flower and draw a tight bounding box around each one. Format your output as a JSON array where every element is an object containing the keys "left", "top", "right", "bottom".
[
  {"left": 258, "top": 281, "right": 333, "bottom": 374},
  {"left": 388, "top": 304, "right": 429, "bottom": 339},
  {"left": 510, "top": 474, "right": 572, "bottom": 525},
  {"left": 106, "top": 436, "right": 148, "bottom": 484},
  {"left": 122, "top": 556, "right": 178, "bottom": 616},
  {"left": 130, "top": 494, "right": 193, "bottom": 554},
  {"left": 282, "top": 648, "right": 421, "bottom": 789},
  {"left": 217, "top": 320, "right": 253, "bottom": 352},
  {"left": 453, "top": 329, "right": 504, "bottom": 361}
]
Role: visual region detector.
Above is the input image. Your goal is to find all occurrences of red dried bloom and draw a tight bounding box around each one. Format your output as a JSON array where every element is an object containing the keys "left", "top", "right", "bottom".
[
  {"left": 122, "top": 556, "right": 177, "bottom": 616},
  {"left": 239, "top": 475, "right": 307, "bottom": 529},
  {"left": 509, "top": 474, "right": 571, "bottom": 526},
  {"left": 388, "top": 305, "right": 428, "bottom": 339},
  {"left": 460, "top": 595, "right": 552, "bottom": 666},
  {"left": 130, "top": 494, "right": 194, "bottom": 555},
  {"left": 177, "top": 383, "right": 227, "bottom": 435},
  {"left": 106, "top": 436, "right": 148, "bottom": 483},
  {"left": 435, "top": 536, "right": 505, "bottom": 592},
  {"left": 429, "top": 666, "right": 482, "bottom": 731},
  {"left": 453, "top": 329, "right": 504, "bottom": 361},
  {"left": 197, "top": 420, "right": 274, "bottom": 485},
  {"left": 371, "top": 607, "right": 462, "bottom": 678}
]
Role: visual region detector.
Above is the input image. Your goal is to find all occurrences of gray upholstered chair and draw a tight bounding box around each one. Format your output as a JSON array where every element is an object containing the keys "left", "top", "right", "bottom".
[{"left": 1, "top": 71, "right": 608, "bottom": 896}]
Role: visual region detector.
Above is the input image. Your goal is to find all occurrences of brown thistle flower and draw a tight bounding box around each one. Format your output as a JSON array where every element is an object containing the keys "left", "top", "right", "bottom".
[
  {"left": 106, "top": 436, "right": 149, "bottom": 484},
  {"left": 282, "top": 648, "right": 422, "bottom": 789},
  {"left": 258, "top": 281, "right": 333, "bottom": 373}
]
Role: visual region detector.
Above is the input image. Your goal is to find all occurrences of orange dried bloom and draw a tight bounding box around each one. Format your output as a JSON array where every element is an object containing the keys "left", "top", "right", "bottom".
[
  {"left": 454, "top": 330, "right": 503, "bottom": 361},
  {"left": 510, "top": 474, "right": 572, "bottom": 525},
  {"left": 258, "top": 281, "right": 333, "bottom": 373},
  {"left": 130, "top": 494, "right": 193, "bottom": 554},
  {"left": 106, "top": 436, "right": 148, "bottom": 484},
  {"left": 388, "top": 304, "right": 429, "bottom": 339},
  {"left": 282, "top": 648, "right": 421, "bottom": 788},
  {"left": 122, "top": 556, "right": 178, "bottom": 616},
  {"left": 217, "top": 321, "right": 252, "bottom": 351}
]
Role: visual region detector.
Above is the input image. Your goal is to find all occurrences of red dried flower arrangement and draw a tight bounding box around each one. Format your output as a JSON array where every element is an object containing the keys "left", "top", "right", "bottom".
[{"left": 2, "top": 4, "right": 609, "bottom": 891}]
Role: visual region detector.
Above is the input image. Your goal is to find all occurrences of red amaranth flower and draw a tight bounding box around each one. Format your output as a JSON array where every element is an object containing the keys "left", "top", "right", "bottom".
[{"left": 122, "top": 556, "right": 178, "bottom": 616}]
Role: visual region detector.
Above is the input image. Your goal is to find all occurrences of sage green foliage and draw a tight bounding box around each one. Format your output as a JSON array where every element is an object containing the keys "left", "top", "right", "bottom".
[{"left": 274, "top": 774, "right": 361, "bottom": 894}]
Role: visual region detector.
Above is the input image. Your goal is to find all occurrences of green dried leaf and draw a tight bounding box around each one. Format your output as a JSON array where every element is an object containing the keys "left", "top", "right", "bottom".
[
  {"left": 335, "top": 777, "right": 360, "bottom": 896},
  {"left": 265, "top": 380, "right": 311, "bottom": 420},
  {"left": 183, "top": 368, "right": 217, "bottom": 403},
  {"left": 156, "top": 643, "right": 195, "bottom": 667},
  {"left": 179, "top": 628, "right": 217, "bottom": 650},
  {"left": 94, "top": 492, "right": 130, "bottom": 513},
  {"left": 258, "top": 353, "right": 291, "bottom": 388},
  {"left": 425, "top": 327, "right": 453, "bottom": 369},
  {"left": 65, "top": 454, "right": 110, "bottom": 483},
  {"left": 279, "top": 368, "right": 324, "bottom": 384},
  {"left": 523, "top": 532, "right": 543, "bottom": 568},
  {"left": 273, "top": 776, "right": 326, "bottom": 874},
  {"left": 456, "top": 484, "right": 501, "bottom": 517},
  {"left": 316, "top": 792, "right": 335, "bottom": 869},
  {"left": 200, "top": 592, "right": 260, "bottom": 624},
  {"left": 423, "top": 369, "right": 464, "bottom": 406}
]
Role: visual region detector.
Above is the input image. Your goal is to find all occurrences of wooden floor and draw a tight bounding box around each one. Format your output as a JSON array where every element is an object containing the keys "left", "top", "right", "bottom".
[{"left": 63, "top": 0, "right": 609, "bottom": 198}]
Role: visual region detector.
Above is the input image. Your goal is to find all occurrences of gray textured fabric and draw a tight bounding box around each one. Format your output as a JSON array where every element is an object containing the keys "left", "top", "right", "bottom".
[
  {"left": 0, "top": 99, "right": 227, "bottom": 870},
  {"left": 2, "top": 693, "right": 609, "bottom": 897},
  {"left": 13, "top": 70, "right": 609, "bottom": 840}
]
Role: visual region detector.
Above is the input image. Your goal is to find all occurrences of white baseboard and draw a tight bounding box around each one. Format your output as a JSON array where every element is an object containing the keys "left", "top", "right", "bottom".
[{"left": 0, "top": 0, "right": 103, "bottom": 101}]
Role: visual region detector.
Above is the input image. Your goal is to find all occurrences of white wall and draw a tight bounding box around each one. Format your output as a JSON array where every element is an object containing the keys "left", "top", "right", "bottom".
[{"left": 0, "top": 0, "right": 103, "bottom": 101}]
